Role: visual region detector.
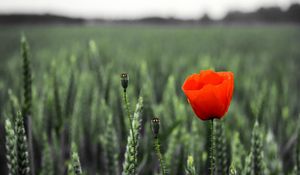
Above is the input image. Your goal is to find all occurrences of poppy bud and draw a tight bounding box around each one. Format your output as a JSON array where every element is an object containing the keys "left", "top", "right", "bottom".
[
  {"left": 151, "top": 117, "right": 160, "bottom": 138},
  {"left": 120, "top": 73, "right": 129, "bottom": 90}
]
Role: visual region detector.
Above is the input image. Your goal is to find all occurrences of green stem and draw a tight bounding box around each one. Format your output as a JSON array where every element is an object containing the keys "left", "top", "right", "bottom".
[
  {"left": 123, "top": 90, "right": 137, "bottom": 171},
  {"left": 123, "top": 90, "right": 136, "bottom": 143},
  {"left": 154, "top": 138, "right": 167, "bottom": 175},
  {"left": 209, "top": 119, "right": 215, "bottom": 175}
]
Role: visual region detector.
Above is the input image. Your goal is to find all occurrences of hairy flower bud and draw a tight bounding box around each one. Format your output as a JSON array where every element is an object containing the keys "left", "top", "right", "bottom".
[
  {"left": 151, "top": 117, "right": 160, "bottom": 138},
  {"left": 120, "top": 73, "right": 129, "bottom": 90}
]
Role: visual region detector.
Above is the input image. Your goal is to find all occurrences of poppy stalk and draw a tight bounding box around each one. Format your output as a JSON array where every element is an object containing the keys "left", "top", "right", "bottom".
[
  {"left": 120, "top": 73, "right": 137, "bottom": 164},
  {"left": 151, "top": 117, "right": 167, "bottom": 175},
  {"left": 208, "top": 119, "right": 215, "bottom": 175},
  {"left": 120, "top": 73, "right": 135, "bottom": 142}
]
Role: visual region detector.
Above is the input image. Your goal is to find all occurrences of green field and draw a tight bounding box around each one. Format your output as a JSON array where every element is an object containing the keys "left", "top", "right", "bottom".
[{"left": 0, "top": 25, "right": 300, "bottom": 175}]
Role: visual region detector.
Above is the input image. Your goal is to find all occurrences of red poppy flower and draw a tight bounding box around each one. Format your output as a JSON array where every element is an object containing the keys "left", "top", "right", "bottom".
[{"left": 182, "top": 70, "right": 234, "bottom": 120}]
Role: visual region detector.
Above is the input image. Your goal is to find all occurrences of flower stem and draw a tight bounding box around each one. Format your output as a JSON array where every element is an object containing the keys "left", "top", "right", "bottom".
[
  {"left": 209, "top": 119, "right": 215, "bottom": 175},
  {"left": 123, "top": 90, "right": 136, "bottom": 143},
  {"left": 154, "top": 138, "right": 167, "bottom": 175}
]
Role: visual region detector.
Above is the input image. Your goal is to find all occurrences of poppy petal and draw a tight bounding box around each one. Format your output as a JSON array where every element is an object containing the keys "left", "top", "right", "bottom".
[
  {"left": 182, "top": 74, "right": 204, "bottom": 91},
  {"left": 189, "top": 84, "right": 225, "bottom": 120},
  {"left": 199, "top": 70, "right": 223, "bottom": 86}
]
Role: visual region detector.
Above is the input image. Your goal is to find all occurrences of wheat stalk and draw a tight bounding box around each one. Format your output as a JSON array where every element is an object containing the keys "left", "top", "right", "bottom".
[
  {"left": 40, "top": 134, "right": 54, "bottom": 175},
  {"left": 122, "top": 97, "right": 143, "bottom": 175},
  {"left": 215, "top": 120, "right": 228, "bottom": 174},
  {"left": 5, "top": 119, "right": 18, "bottom": 175},
  {"left": 185, "top": 156, "right": 196, "bottom": 175},
  {"left": 70, "top": 143, "right": 82, "bottom": 175},
  {"left": 102, "top": 114, "right": 120, "bottom": 175},
  {"left": 21, "top": 35, "right": 35, "bottom": 175},
  {"left": 15, "top": 111, "right": 30, "bottom": 175},
  {"left": 251, "top": 121, "right": 265, "bottom": 175}
]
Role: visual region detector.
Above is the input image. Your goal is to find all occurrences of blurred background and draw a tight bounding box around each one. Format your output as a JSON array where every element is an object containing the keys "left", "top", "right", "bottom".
[{"left": 1, "top": 0, "right": 300, "bottom": 174}]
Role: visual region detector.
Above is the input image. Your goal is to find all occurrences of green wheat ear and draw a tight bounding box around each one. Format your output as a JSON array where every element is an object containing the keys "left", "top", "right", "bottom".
[
  {"left": 231, "top": 132, "right": 246, "bottom": 173},
  {"left": 53, "top": 73, "right": 63, "bottom": 135},
  {"left": 243, "top": 152, "right": 252, "bottom": 175},
  {"left": 20, "top": 34, "right": 35, "bottom": 175},
  {"left": 165, "top": 127, "right": 180, "bottom": 175},
  {"left": 101, "top": 113, "right": 119, "bottom": 175},
  {"left": 251, "top": 120, "right": 265, "bottom": 175},
  {"left": 185, "top": 156, "right": 196, "bottom": 175},
  {"left": 40, "top": 134, "right": 54, "bottom": 175},
  {"left": 70, "top": 143, "right": 82, "bottom": 175},
  {"left": 5, "top": 119, "right": 18, "bottom": 175},
  {"left": 229, "top": 163, "right": 237, "bottom": 175},
  {"left": 21, "top": 34, "right": 32, "bottom": 119},
  {"left": 122, "top": 97, "right": 143, "bottom": 175},
  {"left": 215, "top": 119, "right": 228, "bottom": 174},
  {"left": 15, "top": 111, "right": 30, "bottom": 175},
  {"left": 8, "top": 89, "right": 20, "bottom": 122}
]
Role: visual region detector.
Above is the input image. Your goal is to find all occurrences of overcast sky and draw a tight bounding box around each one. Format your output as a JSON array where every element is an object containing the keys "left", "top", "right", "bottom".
[{"left": 1, "top": 0, "right": 299, "bottom": 19}]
